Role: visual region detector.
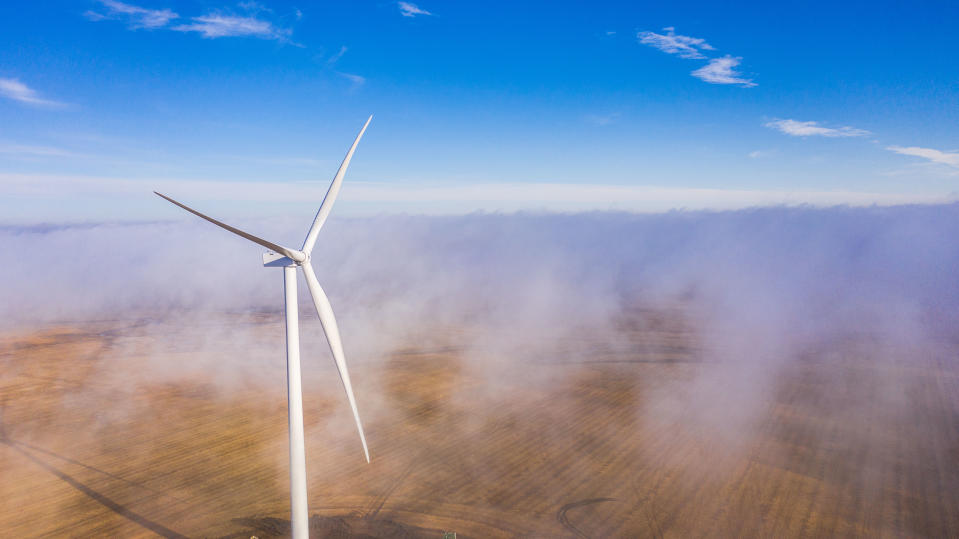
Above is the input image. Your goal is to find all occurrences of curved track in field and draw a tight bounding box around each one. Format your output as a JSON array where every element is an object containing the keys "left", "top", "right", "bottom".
[{"left": 556, "top": 498, "right": 618, "bottom": 538}]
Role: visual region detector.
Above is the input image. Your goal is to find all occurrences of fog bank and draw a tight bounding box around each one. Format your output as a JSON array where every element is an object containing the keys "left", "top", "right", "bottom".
[
  {"left": 4, "top": 204, "right": 956, "bottom": 338},
  {"left": 3, "top": 203, "right": 959, "bottom": 469}
]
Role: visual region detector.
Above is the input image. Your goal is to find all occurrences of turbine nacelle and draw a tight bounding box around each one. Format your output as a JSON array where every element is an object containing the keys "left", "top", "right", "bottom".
[{"left": 263, "top": 251, "right": 305, "bottom": 267}]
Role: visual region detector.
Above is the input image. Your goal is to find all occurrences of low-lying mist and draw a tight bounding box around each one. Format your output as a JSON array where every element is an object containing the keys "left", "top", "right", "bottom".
[
  {"left": 3, "top": 203, "right": 958, "bottom": 458},
  {"left": 5, "top": 204, "right": 957, "bottom": 338}
]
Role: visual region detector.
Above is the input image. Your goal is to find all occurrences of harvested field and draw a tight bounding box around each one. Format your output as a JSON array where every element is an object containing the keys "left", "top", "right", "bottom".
[{"left": 1, "top": 310, "right": 958, "bottom": 538}]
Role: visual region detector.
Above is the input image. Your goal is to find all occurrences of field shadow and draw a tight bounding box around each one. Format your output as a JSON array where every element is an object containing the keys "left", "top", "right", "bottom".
[
  {"left": 9, "top": 439, "right": 191, "bottom": 504},
  {"left": 1, "top": 439, "right": 188, "bottom": 539},
  {"left": 222, "top": 513, "right": 449, "bottom": 539}
]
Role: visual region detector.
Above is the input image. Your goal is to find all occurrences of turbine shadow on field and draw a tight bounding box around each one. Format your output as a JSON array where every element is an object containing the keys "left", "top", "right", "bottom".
[
  {"left": 223, "top": 513, "right": 447, "bottom": 538},
  {"left": 2, "top": 439, "right": 188, "bottom": 539},
  {"left": 7, "top": 439, "right": 191, "bottom": 505}
]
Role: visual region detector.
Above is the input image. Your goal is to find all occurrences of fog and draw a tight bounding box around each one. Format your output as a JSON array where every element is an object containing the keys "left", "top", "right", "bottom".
[
  {"left": 4, "top": 204, "right": 956, "bottom": 337},
  {"left": 3, "top": 203, "right": 958, "bottom": 456}
]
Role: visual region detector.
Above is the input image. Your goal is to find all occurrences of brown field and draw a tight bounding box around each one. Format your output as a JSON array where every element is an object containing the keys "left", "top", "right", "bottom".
[{"left": 1, "top": 309, "right": 958, "bottom": 538}]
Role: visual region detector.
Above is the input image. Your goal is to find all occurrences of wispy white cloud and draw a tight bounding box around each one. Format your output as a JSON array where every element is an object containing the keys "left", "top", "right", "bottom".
[
  {"left": 327, "top": 45, "right": 348, "bottom": 66},
  {"left": 86, "top": 1, "right": 295, "bottom": 42},
  {"left": 398, "top": 1, "right": 432, "bottom": 18},
  {"left": 237, "top": 1, "right": 270, "bottom": 13},
  {"left": 0, "top": 78, "right": 66, "bottom": 108},
  {"left": 691, "top": 55, "right": 755, "bottom": 87},
  {"left": 887, "top": 146, "right": 959, "bottom": 168},
  {"left": 338, "top": 72, "right": 366, "bottom": 89},
  {"left": 85, "top": 0, "right": 178, "bottom": 29},
  {"left": 584, "top": 112, "right": 621, "bottom": 126},
  {"left": 339, "top": 72, "right": 365, "bottom": 84},
  {"left": 638, "top": 27, "right": 715, "bottom": 59},
  {"left": 766, "top": 119, "right": 869, "bottom": 137},
  {"left": 172, "top": 13, "right": 291, "bottom": 40},
  {"left": 637, "top": 27, "right": 756, "bottom": 87},
  {"left": 0, "top": 143, "right": 83, "bottom": 158},
  {"left": 215, "top": 154, "right": 326, "bottom": 167},
  {"left": 0, "top": 140, "right": 330, "bottom": 171}
]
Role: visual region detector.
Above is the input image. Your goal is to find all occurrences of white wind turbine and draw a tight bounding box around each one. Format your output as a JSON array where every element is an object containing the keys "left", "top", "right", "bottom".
[{"left": 154, "top": 116, "right": 372, "bottom": 539}]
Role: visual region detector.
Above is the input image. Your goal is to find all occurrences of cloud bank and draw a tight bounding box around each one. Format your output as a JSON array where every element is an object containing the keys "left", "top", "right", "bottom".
[
  {"left": 3, "top": 205, "right": 957, "bottom": 343},
  {"left": 3, "top": 205, "right": 957, "bottom": 463},
  {"left": 0, "top": 173, "right": 951, "bottom": 221}
]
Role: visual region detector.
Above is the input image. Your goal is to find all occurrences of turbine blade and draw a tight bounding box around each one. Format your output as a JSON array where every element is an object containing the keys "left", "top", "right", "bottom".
[
  {"left": 301, "top": 261, "right": 370, "bottom": 463},
  {"left": 154, "top": 191, "right": 305, "bottom": 262},
  {"left": 301, "top": 115, "right": 372, "bottom": 254}
]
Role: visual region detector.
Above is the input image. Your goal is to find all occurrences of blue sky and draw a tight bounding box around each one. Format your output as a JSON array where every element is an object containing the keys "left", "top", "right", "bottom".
[{"left": 1, "top": 0, "right": 958, "bottom": 221}]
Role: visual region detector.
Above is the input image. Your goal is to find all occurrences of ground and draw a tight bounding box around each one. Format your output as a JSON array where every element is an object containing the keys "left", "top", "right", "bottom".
[{"left": 1, "top": 309, "right": 958, "bottom": 538}]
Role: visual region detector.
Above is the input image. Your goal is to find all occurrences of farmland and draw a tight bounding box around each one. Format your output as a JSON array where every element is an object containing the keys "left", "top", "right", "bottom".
[{"left": 1, "top": 309, "right": 958, "bottom": 537}]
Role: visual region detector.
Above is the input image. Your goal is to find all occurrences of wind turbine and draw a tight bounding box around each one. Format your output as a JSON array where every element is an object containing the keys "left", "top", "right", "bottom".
[{"left": 154, "top": 116, "right": 372, "bottom": 539}]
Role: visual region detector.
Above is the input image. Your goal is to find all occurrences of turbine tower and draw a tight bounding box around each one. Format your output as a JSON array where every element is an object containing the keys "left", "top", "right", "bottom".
[{"left": 155, "top": 116, "right": 372, "bottom": 539}]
